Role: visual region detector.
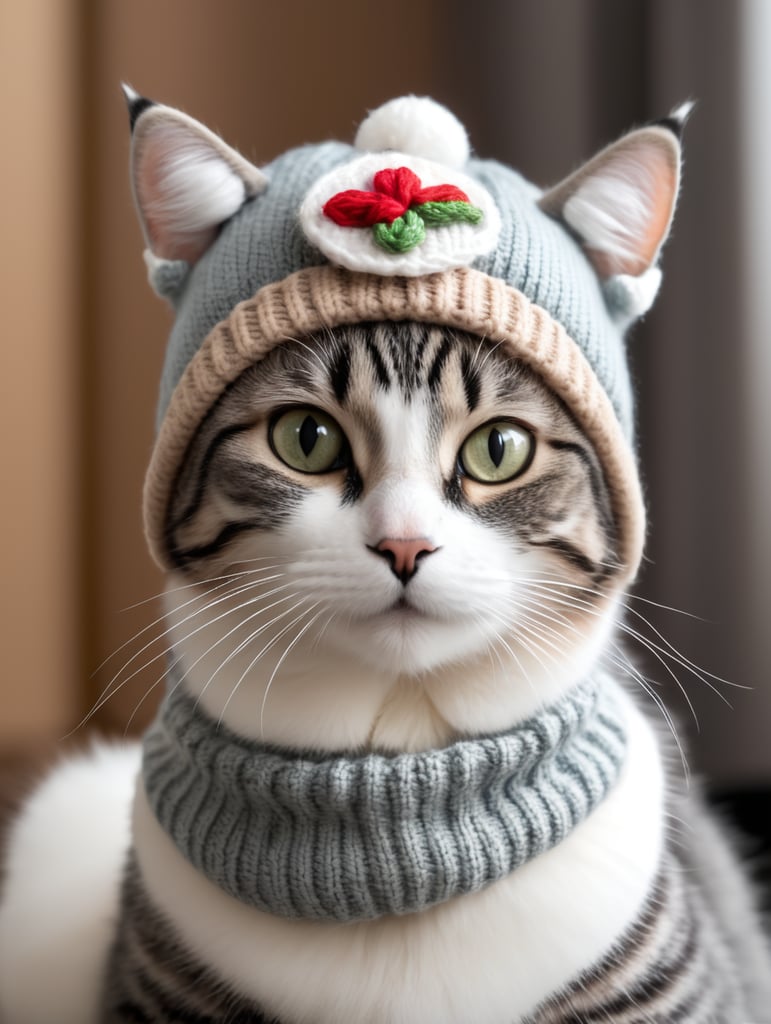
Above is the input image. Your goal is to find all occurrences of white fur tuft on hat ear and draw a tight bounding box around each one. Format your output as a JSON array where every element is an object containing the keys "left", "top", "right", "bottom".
[
  {"left": 143, "top": 248, "right": 191, "bottom": 301},
  {"left": 127, "top": 94, "right": 268, "bottom": 265},
  {"left": 354, "top": 96, "right": 470, "bottom": 168},
  {"left": 603, "top": 266, "right": 662, "bottom": 327}
]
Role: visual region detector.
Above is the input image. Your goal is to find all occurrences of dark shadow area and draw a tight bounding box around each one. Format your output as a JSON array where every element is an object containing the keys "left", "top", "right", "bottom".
[{"left": 711, "top": 787, "right": 771, "bottom": 914}]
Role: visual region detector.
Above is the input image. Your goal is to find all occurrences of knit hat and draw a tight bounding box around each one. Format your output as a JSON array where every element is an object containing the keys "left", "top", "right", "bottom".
[{"left": 125, "top": 89, "right": 686, "bottom": 580}]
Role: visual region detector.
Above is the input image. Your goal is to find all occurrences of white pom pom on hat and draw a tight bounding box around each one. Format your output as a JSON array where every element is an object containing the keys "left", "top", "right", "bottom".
[{"left": 354, "top": 96, "right": 471, "bottom": 169}]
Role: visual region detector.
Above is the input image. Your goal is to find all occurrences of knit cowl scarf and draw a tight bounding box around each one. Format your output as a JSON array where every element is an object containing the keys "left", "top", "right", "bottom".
[{"left": 142, "top": 674, "right": 627, "bottom": 923}]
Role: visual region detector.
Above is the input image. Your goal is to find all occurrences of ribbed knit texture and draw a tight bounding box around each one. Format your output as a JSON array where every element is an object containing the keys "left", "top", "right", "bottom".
[{"left": 142, "top": 676, "right": 627, "bottom": 922}]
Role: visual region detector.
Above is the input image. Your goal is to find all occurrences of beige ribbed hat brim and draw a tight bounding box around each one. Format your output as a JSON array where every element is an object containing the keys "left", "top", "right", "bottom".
[{"left": 144, "top": 265, "right": 644, "bottom": 579}]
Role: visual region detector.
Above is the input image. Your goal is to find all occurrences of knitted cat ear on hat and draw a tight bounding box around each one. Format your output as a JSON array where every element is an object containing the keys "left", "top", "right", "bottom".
[
  {"left": 538, "top": 102, "right": 691, "bottom": 327},
  {"left": 123, "top": 84, "right": 269, "bottom": 299},
  {"left": 124, "top": 89, "right": 686, "bottom": 581}
]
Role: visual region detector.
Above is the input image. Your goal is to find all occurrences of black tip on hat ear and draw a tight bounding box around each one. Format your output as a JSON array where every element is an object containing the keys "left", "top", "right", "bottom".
[
  {"left": 651, "top": 100, "right": 696, "bottom": 141},
  {"left": 121, "top": 83, "right": 155, "bottom": 132}
]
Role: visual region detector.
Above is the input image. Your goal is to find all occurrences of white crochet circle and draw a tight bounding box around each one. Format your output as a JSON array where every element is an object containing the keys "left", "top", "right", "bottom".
[
  {"left": 300, "top": 152, "right": 500, "bottom": 277},
  {"left": 354, "top": 96, "right": 470, "bottom": 169}
]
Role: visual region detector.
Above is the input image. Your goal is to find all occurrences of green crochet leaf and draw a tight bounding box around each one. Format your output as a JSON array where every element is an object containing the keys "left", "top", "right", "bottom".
[
  {"left": 416, "top": 201, "right": 484, "bottom": 226},
  {"left": 373, "top": 208, "right": 426, "bottom": 253}
]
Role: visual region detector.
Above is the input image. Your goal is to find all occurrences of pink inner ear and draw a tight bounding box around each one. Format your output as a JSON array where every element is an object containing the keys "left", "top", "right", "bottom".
[
  {"left": 597, "top": 142, "right": 678, "bottom": 278},
  {"left": 579, "top": 138, "right": 679, "bottom": 279},
  {"left": 137, "top": 153, "right": 221, "bottom": 263},
  {"left": 542, "top": 128, "right": 681, "bottom": 281},
  {"left": 636, "top": 156, "right": 678, "bottom": 270}
]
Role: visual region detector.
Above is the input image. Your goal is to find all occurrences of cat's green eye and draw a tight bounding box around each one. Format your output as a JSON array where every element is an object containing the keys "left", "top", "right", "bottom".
[
  {"left": 459, "top": 420, "right": 534, "bottom": 484},
  {"left": 270, "top": 408, "right": 347, "bottom": 474}
]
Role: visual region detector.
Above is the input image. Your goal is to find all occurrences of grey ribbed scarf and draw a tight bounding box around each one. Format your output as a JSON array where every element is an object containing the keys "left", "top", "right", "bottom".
[{"left": 142, "top": 676, "right": 627, "bottom": 922}]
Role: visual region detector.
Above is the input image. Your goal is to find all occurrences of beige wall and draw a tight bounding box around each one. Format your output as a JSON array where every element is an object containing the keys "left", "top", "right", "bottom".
[
  {"left": 1, "top": 0, "right": 441, "bottom": 744},
  {"left": 0, "top": 0, "right": 81, "bottom": 746}
]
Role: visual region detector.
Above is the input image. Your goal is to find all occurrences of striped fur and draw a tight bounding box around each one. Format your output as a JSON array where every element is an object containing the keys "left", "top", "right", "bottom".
[
  {"left": 102, "top": 823, "right": 763, "bottom": 1023},
  {"left": 529, "top": 850, "right": 753, "bottom": 1022},
  {"left": 102, "top": 858, "right": 275, "bottom": 1023}
]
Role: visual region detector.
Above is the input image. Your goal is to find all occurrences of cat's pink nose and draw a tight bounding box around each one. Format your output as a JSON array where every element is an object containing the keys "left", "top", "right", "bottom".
[{"left": 372, "top": 537, "right": 438, "bottom": 584}]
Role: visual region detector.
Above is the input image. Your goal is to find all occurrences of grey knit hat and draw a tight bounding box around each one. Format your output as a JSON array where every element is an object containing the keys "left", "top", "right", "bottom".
[{"left": 126, "top": 91, "right": 685, "bottom": 578}]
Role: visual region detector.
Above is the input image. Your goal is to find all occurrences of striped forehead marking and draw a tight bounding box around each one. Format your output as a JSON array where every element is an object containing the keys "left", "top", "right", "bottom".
[{"left": 324, "top": 323, "right": 482, "bottom": 413}]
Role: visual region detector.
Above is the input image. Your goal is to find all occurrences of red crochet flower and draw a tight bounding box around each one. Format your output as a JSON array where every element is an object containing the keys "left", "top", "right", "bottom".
[
  {"left": 324, "top": 167, "right": 470, "bottom": 226},
  {"left": 323, "top": 167, "right": 483, "bottom": 254}
]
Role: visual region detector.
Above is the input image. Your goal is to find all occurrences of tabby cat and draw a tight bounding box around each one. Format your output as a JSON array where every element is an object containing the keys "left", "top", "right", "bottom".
[{"left": 0, "top": 93, "right": 769, "bottom": 1023}]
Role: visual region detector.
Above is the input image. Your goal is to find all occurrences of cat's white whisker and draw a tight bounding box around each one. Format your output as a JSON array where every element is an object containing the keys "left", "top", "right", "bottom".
[
  {"left": 127, "top": 644, "right": 215, "bottom": 737},
  {"left": 615, "top": 621, "right": 735, "bottom": 708},
  {"left": 522, "top": 574, "right": 733, "bottom": 686},
  {"left": 509, "top": 619, "right": 568, "bottom": 661},
  {"left": 483, "top": 633, "right": 507, "bottom": 675},
  {"left": 229, "top": 554, "right": 295, "bottom": 567},
  {"left": 174, "top": 594, "right": 304, "bottom": 707},
  {"left": 259, "top": 604, "right": 326, "bottom": 738},
  {"left": 191, "top": 588, "right": 315, "bottom": 700},
  {"left": 486, "top": 627, "right": 538, "bottom": 700},
  {"left": 511, "top": 620, "right": 568, "bottom": 667},
  {"left": 119, "top": 560, "right": 287, "bottom": 611},
  {"left": 519, "top": 579, "right": 738, "bottom": 704},
  {"left": 624, "top": 593, "right": 708, "bottom": 621},
  {"left": 522, "top": 568, "right": 706, "bottom": 621},
  {"left": 501, "top": 595, "right": 578, "bottom": 647},
  {"left": 662, "top": 809, "right": 697, "bottom": 837},
  {"left": 93, "top": 567, "right": 288, "bottom": 693},
  {"left": 606, "top": 642, "right": 691, "bottom": 784},
  {"left": 619, "top": 605, "right": 744, "bottom": 690},
  {"left": 218, "top": 597, "right": 318, "bottom": 729},
  {"left": 89, "top": 565, "right": 288, "bottom": 685},
  {"left": 510, "top": 631, "right": 561, "bottom": 678},
  {"left": 311, "top": 609, "right": 337, "bottom": 650},
  {"left": 613, "top": 625, "right": 705, "bottom": 726},
  {"left": 467, "top": 335, "right": 491, "bottom": 375},
  {"left": 123, "top": 658, "right": 177, "bottom": 735},
  {"left": 490, "top": 599, "right": 570, "bottom": 666},
  {"left": 89, "top": 578, "right": 227, "bottom": 683},
  {"left": 75, "top": 575, "right": 294, "bottom": 731},
  {"left": 509, "top": 580, "right": 708, "bottom": 750},
  {"left": 467, "top": 335, "right": 504, "bottom": 376},
  {"left": 288, "top": 336, "right": 333, "bottom": 377}
]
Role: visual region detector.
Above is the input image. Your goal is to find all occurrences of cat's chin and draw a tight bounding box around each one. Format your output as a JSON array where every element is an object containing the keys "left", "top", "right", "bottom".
[
  {"left": 320, "top": 585, "right": 624, "bottom": 729},
  {"left": 323, "top": 605, "right": 495, "bottom": 677}
]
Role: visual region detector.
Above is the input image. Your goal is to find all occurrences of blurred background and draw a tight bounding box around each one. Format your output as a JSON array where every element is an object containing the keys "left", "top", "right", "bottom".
[{"left": 1, "top": 0, "right": 769, "bottom": 831}]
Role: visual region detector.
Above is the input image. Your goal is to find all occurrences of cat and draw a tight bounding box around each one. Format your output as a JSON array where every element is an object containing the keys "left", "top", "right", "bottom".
[{"left": 0, "top": 92, "right": 769, "bottom": 1023}]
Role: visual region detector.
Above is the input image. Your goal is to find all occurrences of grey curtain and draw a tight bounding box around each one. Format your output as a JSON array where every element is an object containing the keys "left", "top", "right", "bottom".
[{"left": 441, "top": 0, "right": 768, "bottom": 786}]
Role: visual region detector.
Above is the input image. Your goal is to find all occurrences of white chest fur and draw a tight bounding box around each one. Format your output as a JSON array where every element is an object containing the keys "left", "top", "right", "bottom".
[{"left": 133, "top": 684, "right": 664, "bottom": 1024}]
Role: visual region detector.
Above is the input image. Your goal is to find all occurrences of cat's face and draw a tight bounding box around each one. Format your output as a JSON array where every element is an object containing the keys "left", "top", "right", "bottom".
[{"left": 162, "top": 323, "right": 622, "bottom": 747}]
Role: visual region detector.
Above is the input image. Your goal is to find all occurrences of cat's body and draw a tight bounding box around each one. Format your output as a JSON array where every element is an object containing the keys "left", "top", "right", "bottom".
[
  {"left": 1, "top": 710, "right": 767, "bottom": 1023},
  {"left": 1, "top": 94, "right": 770, "bottom": 1022}
]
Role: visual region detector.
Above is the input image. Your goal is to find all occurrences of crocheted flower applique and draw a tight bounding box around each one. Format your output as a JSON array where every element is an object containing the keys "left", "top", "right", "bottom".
[
  {"left": 299, "top": 153, "right": 500, "bottom": 277},
  {"left": 322, "top": 166, "right": 483, "bottom": 254}
]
